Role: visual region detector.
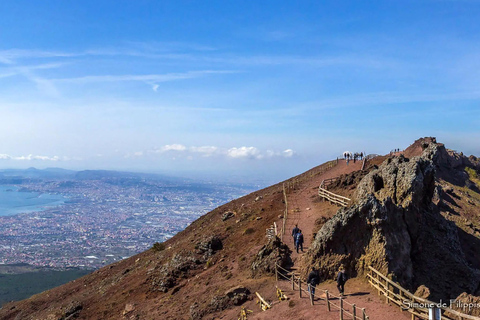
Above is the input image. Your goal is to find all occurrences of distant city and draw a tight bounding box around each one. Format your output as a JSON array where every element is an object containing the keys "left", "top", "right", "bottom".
[{"left": 0, "top": 168, "right": 257, "bottom": 269}]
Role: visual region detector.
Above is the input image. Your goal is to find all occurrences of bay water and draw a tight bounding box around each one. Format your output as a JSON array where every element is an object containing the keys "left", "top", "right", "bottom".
[{"left": 0, "top": 185, "right": 67, "bottom": 216}]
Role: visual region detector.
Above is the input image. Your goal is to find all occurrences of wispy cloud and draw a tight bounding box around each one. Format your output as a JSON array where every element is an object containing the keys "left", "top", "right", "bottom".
[
  {"left": 128, "top": 144, "right": 295, "bottom": 160},
  {"left": 52, "top": 70, "right": 238, "bottom": 87},
  {"left": 0, "top": 49, "right": 78, "bottom": 65},
  {"left": 0, "top": 154, "right": 64, "bottom": 161}
]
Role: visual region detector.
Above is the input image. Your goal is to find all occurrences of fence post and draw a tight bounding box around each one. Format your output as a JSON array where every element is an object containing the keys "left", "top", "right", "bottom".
[
  {"left": 292, "top": 273, "right": 295, "bottom": 290},
  {"left": 275, "top": 265, "right": 278, "bottom": 283},
  {"left": 299, "top": 278, "right": 302, "bottom": 298},
  {"left": 309, "top": 284, "right": 314, "bottom": 305},
  {"left": 352, "top": 304, "right": 356, "bottom": 320},
  {"left": 399, "top": 290, "right": 403, "bottom": 311},
  {"left": 326, "top": 290, "right": 331, "bottom": 311},
  {"left": 362, "top": 308, "right": 366, "bottom": 320},
  {"left": 386, "top": 282, "right": 389, "bottom": 304},
  {"left": 340, "top": 297, "right": 344, "bottom": 320}
]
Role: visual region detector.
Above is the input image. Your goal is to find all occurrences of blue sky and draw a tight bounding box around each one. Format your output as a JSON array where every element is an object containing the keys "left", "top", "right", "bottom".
[{"left": 0, "top": 1, "right": 479, "bottom": 182}]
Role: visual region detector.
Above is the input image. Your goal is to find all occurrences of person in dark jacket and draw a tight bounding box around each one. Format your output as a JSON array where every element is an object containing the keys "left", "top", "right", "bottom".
[
  {"left": 292, "top": 224, "right": 300, "bottom": 239},
  {"left": 337, "top": 265, "right": 347, "bottom": 296},
  {"left": 307, "top": 268, "right": 320, "bottom": 297},
  {"left": 295, "top": 230, "right": 304, "bottom": 253}
]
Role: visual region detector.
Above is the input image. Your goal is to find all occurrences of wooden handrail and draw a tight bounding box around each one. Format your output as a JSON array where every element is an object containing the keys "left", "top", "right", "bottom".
[
  {"left": 318, "top": 187, "right": 351, "bottom": 201},
  {"left": 275, "top": 263, "right": 368, "bottom": 320},
  {"left": 318, "top": 186, "right": 350, "bottom": 207},
  {"left": 367, "top": 266, "right": 480, "bottom": 320}
]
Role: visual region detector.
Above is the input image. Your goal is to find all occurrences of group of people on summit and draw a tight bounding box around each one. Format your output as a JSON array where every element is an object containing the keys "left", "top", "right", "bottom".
[{"left": 292, "top": 224, "right": 348, "bottom": 297}]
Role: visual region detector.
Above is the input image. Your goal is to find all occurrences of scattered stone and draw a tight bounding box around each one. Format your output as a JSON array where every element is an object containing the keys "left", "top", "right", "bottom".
[
  {"left": 443, "top": 185, "right": 454, "bottom": 194},
  {"left": 148, "top": 251, "right": 202, "bottom": 293},
  {"left": 189, "top": 302, "right": 203, "bottom": 320},
  {"left": 225, "top": 286, "right": 250, "bottom": 305},
  {"left": 414, "top": 285, "right": 431, "bottom": 299},
  {"left": 256, "top": 217, "right": 262, "bottom": 220},
  {"left": 255, "top": 196, "right": 263, "bottom": 201},
  {"left": 451, "top": 293, "right": 480, "bottom": 316},
  {"left": 306, "top": 207, "right": 311, "bottom": 210},
  {"left": 123, "top": 303, "right": 135, "bottom": 315},
  {"left": 195, "top": 236, "right": 223, "bottom": 259},
  {"left": 222, "top": 211, "right": 235, "bottom": 221},
  {"left": 58, "top": 301, "right": 83, "bottom": 320}
]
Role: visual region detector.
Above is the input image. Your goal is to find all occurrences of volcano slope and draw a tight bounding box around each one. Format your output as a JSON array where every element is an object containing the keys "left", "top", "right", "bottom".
[{"left": 0, "top": 137, "right": 479, "bottom": 320}]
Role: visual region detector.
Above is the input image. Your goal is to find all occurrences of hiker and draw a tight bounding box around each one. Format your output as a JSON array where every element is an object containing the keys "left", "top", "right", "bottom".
[
  {"left": 337, "top": 266, "right": 348, "bottom": 296},
  {"left": 295, "top": 230, "right": 304, "bottom": 253},
  {"left": 307, "top": 268, "right": 320, "bottom": 298},
  {"left": 292, "top": 224, "right": 300, "bottom": 240}
]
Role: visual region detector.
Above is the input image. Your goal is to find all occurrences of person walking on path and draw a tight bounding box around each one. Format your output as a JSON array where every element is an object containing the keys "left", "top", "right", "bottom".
[
  {"left": 292, "top": 224, "right": 300, "bottom": 240},
  {"left": 307, "top": 268, "right": 320, "bottom": 298},
  {"left": 295, "top": 230, "right": 304, "bottom": 253},
  {"left": 337, "top": 265, "right": 348, "bottom": 296}
]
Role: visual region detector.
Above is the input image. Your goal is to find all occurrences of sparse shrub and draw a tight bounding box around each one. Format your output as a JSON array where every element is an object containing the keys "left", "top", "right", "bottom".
[
  {"left": 239, "top": 256, "right": 245, "bottom": 261},
  {"left": 288, "top": 300, "right": 295, "bottom": 308},
  {"left": 244, "top": 228, "right": 254, "bottom": 235},
  {"left": 151, "top": 242, "right": 166, "bottom": 252},
  {"left": 225, "top": 226, "right": 232, "bottom": 232},
  {"left": 466, "top": 167, "right": 479, "bottom": 180},
  {"left": 206, "top": 259, "right": 213, "bottom": 269}
]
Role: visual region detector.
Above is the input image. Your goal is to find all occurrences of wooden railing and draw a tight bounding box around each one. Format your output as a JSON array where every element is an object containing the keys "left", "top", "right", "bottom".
[
  {"left": 318, "top": 182, "right": 351, "bottom": 207},
  {"left": 367, "top": 266, "right": 480, "bottom": 320},
  {"left": 284, "top": 160, "right": 337, "bottom": 192},
  {"left": 279, "top": 183, "right": 288, "bottom": 241},
  {"left": 321, "top": 177, "right": 338, "bottom": 189},
  {"left": 279, "top": 160, "right": 338, "bottom": 239},
  {"left": 275, "top": 264, "right": 369, "bottom": 320}
]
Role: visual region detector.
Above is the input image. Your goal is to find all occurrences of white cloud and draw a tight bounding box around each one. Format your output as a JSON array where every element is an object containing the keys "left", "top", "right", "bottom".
[
  {"left": 160, "top": 144, "right": 187, "bottom": 152},
  {"left": 131, "top": 144, "right": 295, "bottom": 161},
  {"left": 283, "top": 149, "right": 294, "bottom": 158},
  {"left": 226, "top": 147, "right": 261, "bottom": 159},
  {"left": 0, "top": 154, "right": 61, "bottom": 161}
]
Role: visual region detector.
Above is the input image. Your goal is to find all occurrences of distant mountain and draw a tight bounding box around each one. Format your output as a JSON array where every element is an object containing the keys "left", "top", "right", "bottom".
[{"left": 0, "top": 167, "right": 77, "bottom": 180}]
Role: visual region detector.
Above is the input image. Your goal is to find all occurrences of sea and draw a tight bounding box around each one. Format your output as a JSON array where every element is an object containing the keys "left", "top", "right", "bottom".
[{"left": 0, "top": 185, "right": 67, "bottom": 217}]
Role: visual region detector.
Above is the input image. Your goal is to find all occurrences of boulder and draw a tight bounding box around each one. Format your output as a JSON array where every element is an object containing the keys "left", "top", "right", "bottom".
[{"left": 251, "top": 236, "right": 292, "bottom": 277}]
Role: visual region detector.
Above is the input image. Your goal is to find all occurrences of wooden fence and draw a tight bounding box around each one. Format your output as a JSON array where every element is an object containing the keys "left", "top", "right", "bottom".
[
  {"left": 279, "top": 183, "right": 288, "bottom": 241},
  {"left": 279, "top": 159, "right": 338, "bottom": 239},
  {"left": 318, "top": 182, "right": 351, "bottom": 207},
  {"left": 283, "top": 160, "right": 337, "bottom": 192},
  {"left": 275, "top": 264, "right": 369, "bottom": 320},
  {"left": 367, "top": 266, "right": 480, "bottom": 320},
  {"left": 321, "top": 177, "right": 338, "bottom": 189}
]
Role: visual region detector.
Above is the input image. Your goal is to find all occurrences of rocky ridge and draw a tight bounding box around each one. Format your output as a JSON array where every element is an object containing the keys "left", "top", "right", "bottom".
[{"left": 303, "top": 138, "right": 480, "bottom": 301}]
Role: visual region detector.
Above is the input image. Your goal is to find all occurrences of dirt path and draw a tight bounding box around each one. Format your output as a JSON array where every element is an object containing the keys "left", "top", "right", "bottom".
[
  {"left": 250, "top": 277, "right": 412, "bottom": 320},
  {"left": 282, "top": 159, "right": 363, "bottom": 265},
  {"left": 253, "top": 159, "right": 416, "bottom": 319}
]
